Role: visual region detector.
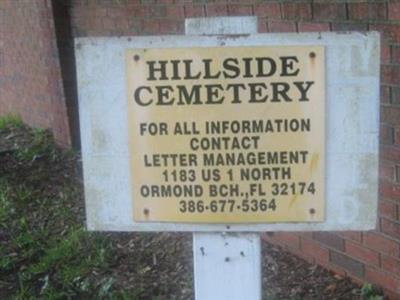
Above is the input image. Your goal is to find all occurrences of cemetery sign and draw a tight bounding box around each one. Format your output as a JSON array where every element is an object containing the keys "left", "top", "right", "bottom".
[{"left": 126, "top": 46, "right": 325, "bottom": 223}]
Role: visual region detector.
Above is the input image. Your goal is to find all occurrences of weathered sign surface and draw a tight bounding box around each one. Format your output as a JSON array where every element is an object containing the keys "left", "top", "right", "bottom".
[
  {"left": 75, "top": 32, "right": 379, "bottom": 231},
  {"left": 126, "top": 46, "right": 325, "bottom": 223}
]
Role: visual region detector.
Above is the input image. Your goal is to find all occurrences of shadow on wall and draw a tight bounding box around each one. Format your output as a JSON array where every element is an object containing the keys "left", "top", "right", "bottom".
[{"left": 52, "top": 0, "right": 80, "bottom": 149}]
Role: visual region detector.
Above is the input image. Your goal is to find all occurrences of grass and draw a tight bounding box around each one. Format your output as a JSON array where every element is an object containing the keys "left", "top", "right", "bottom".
[
  {"left": 0, "top": 116, "right": 195, "bottom": 299},
  {"left": 0, "top": 115, "right": 23, "bottom": 130},
  {"left": 0, "top": 117, "right": 122, "bottom": 299},
  {"left": 0, "top": 177, "right": 118, "bottom": 299},
  {"left": 361, "top": 283, "right": 384, "bottom": 300},
  {"left": 1, "top": 116, "right": 199, "bottom": 298},
  {"left": 0, "top": 115, "right": 57, "bottom": 162},
  {"left": 14, "top": 128, "right": 57, "bottom": 162}
]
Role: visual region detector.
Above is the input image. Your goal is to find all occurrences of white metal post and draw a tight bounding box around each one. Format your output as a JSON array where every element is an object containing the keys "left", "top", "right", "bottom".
[
  {"left": 186, "top": 16, "right": 262, "bottom": 300},
  {"left": 193, "top": 233, "right": 261, "bottom": 300}
]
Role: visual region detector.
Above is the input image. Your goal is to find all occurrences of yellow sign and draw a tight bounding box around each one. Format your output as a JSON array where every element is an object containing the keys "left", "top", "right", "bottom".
[{"left": 126, "top": 46, "right": 325, "bottom": 223}]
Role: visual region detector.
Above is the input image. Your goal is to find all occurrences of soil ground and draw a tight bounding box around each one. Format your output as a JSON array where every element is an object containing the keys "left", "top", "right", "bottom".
[{"left": 0, "top": 118, "right": 385, "bottom": 299}]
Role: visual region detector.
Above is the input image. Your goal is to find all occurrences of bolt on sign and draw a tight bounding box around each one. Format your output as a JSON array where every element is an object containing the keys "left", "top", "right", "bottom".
[{"left": 126, "top": 46, "right": 325, "bottom": 223}]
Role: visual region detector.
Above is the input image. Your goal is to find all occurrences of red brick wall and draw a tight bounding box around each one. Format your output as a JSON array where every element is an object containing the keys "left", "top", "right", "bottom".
[
  {"left": 0, "top": 0, "right": 71, "bottom": 146},
  {"left": 67, "top": 1, "right": 400, "bottom": 297},
  {"left": 263, "top": 2, "right": 400, "bottom": 298}
]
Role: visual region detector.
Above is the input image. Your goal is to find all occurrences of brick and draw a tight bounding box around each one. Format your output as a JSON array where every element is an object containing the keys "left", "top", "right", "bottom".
[
  {"left": 127, "top": 5, "right": 146, "bottom": 18},
  {"left": 345, "top": 240, "right": 380, "bottom": 266},
  {"left": 184, "top": 4, "right": 204, "bottom": 18},
  {"left": 254, "top": 3, "right": 281, "bottom": 18},
  {"left": 368, "top": 3, "right": 386, "bottom": 20},
  {"left": 301, "top": 238, "right": 329, "bottom": 262},
  {"left": 382, "top": 45, "right": 391, "bottom": 64},
  {"left": 381, "top": 85, "right": 391, "bottom": 104},
  {"left": 141, "top": 19, "right": 159, "bottom": 34},
  {"left": 381, "top": 105, "right": 400, "bottom": 125},
  {"left": 396, "top": 129, "right": 400, "bottom": 146},
  {"left": 165, "top": 5, "right": 184, "bottom": 19},
  {"left": 379, "top": 161, "right": 395, "bottom": 181},
  {"left": 391, "top": 87, "right": 400, "bottom": 105},
  {"left": 380, "top": 180, "right": 400, "bottom": 200},
  {"left": 313, "top": 3, "right": 346, "bottom": 21},
  {"left": 390, "top": 64, "right": 400, "bottom": 85},
  {"left": 86, "top": 17, "right": 103, "bottom": 31},
  {"left": 273, "top": 232, "right": 300, "bottom": 249},
  {"left": 102, "top": 18, "right": 115, "bottom": 31},
  {"left": 384, "top": 289, "right": 400, "bottom": 300},
  {"left": 396, "top": 165, "right": 400, "bottom": 183},
  {"left": 332, "top": 22, "right": 367, "bottom": 32},
  {"left": 393, "top": 46, "right": 400, "bottom": 64},
  {"left": 88, "top": 7, "right": 109, "bottom": 18},
  {"left": 158, "top": 19, "right": 183, "bottom": 34},
  {"left": 150, "top": 4, "right": 169, "bottom": 18},
  {"left": 313, "top": 232, "right": 345, "bottom": 251},
  {"left": 389, "top": 2, "right": 400, "bottom": 21},
  {"left": 113, "top": 18, "right": 130, "bottom": 31},
  {"left": 261, "top": 233, "right": 275, "bottom": 243},
  {"left": 128, "top": 19, "right": 142, "bottom": 34},
  {"left": 381, "top": 124, "right": 395, "bottom": 145},
  {"left": 298, "top": 232, "right": 313, "bottom": 239},
  {"left": 366, "top": 267, "right": 400, "bottom": 293},
  {"left": 370, "top": 23, "right": 400, "bottom": 43},
  {"left": 380, "top": 145, "right": 400, "bottom": 162},
  {"left": 381, "top": 64, "right": 396, "bottom": 85},
  {"left": 381, "top": 218, "right": 400, "bottom": 240},
  {"left": 348, "top": 2, "right": 386, "bottom": 20},
  {"left": 330, "top": 250, "right": 365, "bottom": 278},
  {"left": 106, "top": 7, "right": 128, "bottom": 18},
  {"left": 348, "top": 2, "right": 368, "bottom": 20},
  {"left": 268, "top": 20, "right": 296, "bottom": 33},
  {"left": 146, "top": 5, "right": 166, "bottom": 18},
  {"left": 315, "top": 257, "right": 347, "bottom": 277},
  {"left": 379, "top": 199, "right": 398, "bottom": 220},
  {"left": 262, "top": 234, "right": 276, "bottom": 246},
  {"left": 364, "top": 232, "right": 399, "bottom": 257},
  {"left": 298, "top": 22, "right": 330, "bottom": 32},
  {"left": 228, "top": 4, "right": 252, "bottom": 16},
  {"left": 288, "top": 247, "right": 315, "bottom": 264},
  {"left": 281, "top": 3, "right": 311, "bottom": 20},
  {"left": 263, "top": 234, "right": 285, "bottom": 247},
  {"left": 337, "top": 231, "right": 362, "bottom": 243},
  {"left": 258, "top": 18, "right": 268, "bottom": 33},
  {"left": 205, "top": 4, "right": 228, "bottom": 17},
  {"left": 382, "top": 255, "right": 400, "bottom": 275}
]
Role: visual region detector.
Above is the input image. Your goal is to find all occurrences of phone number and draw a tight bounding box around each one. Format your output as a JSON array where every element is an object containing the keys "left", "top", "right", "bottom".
[{"left": 179, "top": 199, "right": 276, "bottom": 213}]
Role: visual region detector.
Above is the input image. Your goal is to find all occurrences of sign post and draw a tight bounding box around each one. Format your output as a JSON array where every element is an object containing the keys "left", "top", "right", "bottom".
[
  {"left": 187, "top": 17, "right": 262, "bottom": 300},
  {"left": 193, "top": 232, "right": 261, "bottom": 300}
]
